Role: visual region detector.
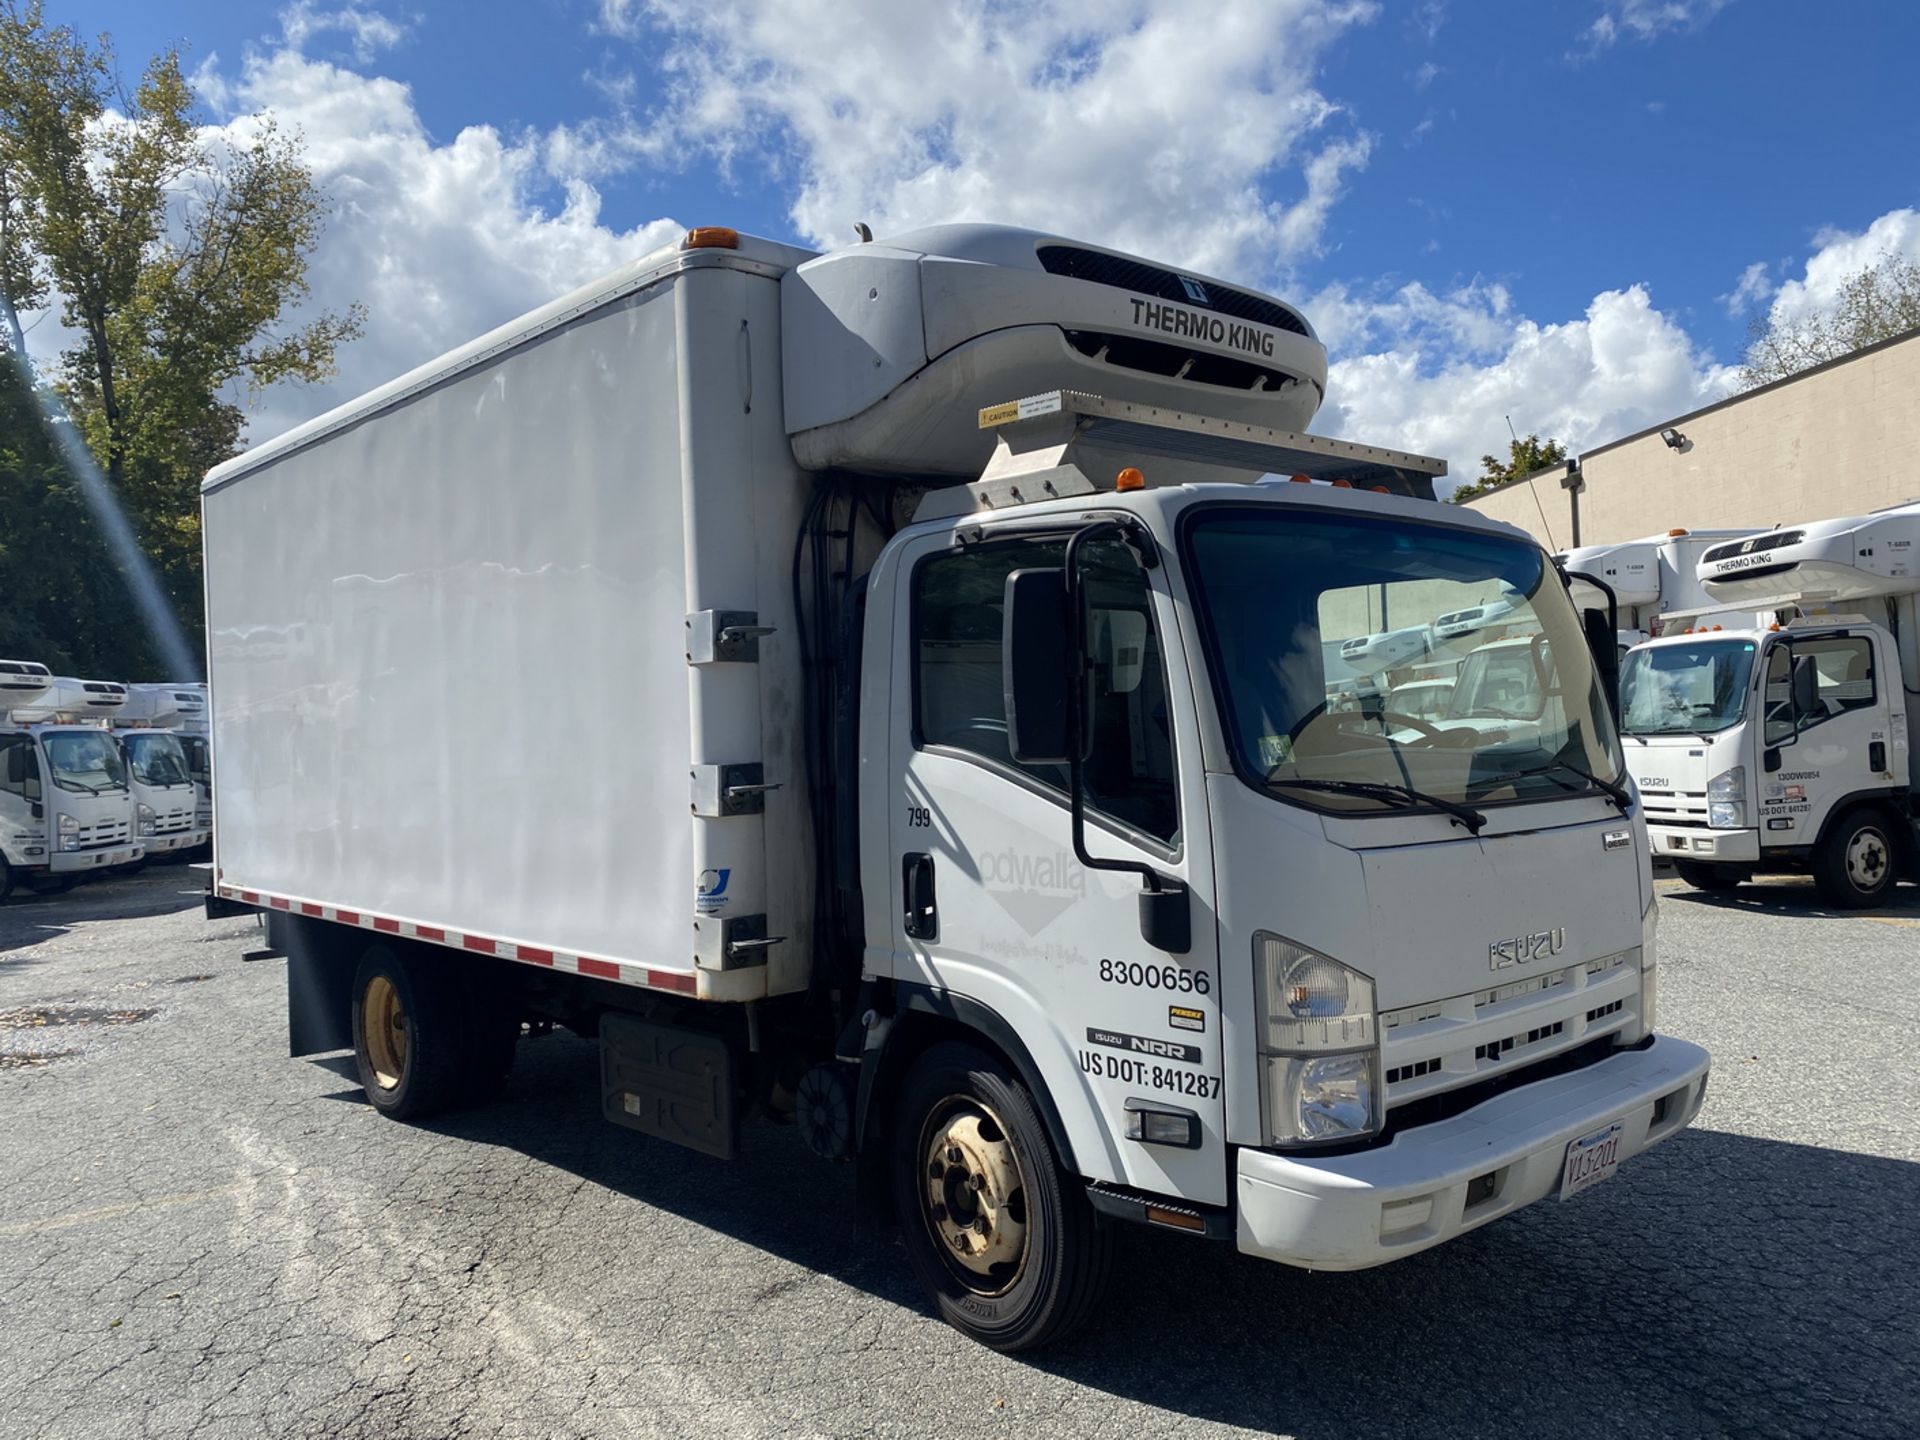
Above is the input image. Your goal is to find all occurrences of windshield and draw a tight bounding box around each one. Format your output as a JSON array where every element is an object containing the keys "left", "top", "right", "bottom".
[
  {"left": 41, "top": 730, "right": 128, "bottom": 794},
  {"left": 1184, "top": 507, "right": 1624, "bottom": 814},
  {"left": 1619, "top": 639, "right": 1757, "bottom": 735},
  {"left": 124, "top": 732, "right": 191, "bottom": 787}
]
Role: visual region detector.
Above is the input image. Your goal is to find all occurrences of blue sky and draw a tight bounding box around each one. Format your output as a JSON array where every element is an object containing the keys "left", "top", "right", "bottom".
[{"left": 41, "top": 0, "right": 1920, "bottom": 488}]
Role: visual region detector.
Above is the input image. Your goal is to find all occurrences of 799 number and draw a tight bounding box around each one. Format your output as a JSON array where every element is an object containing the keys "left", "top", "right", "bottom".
[{"left": 1098, "top": 958, "right": 1211, "bottom": 995}]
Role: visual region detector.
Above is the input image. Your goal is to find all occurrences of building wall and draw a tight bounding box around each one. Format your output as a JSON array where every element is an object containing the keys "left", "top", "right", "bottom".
[{"left": 1461, "top": 328, "right": 1920, "bottom": 550}]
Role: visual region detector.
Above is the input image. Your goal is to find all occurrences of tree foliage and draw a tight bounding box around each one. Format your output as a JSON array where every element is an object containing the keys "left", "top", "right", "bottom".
[
  {"left": 0, "top": 1, "right": 361, "bottom": 677},
  {"left": 1447, "top": 433, "right": 1568, "bottom": 505},
  {"left": 1739, "top": 250, "right": 1920, "bottom": 391}
]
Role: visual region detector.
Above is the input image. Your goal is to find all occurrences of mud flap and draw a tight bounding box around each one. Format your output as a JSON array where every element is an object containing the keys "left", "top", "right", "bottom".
[
  {"left": 600, "top": 1013, "right": 735, "bottom": 1160},
  {"left": 286, "top": 919, "right": 357, "bottom": 1056}
]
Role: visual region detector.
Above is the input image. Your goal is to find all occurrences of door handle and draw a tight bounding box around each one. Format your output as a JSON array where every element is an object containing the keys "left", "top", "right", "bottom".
[{"left": 902, "top": 852, "right": 938, "bottom": 941}]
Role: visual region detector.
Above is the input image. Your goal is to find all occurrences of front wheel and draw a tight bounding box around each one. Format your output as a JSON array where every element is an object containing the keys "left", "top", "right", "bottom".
[
  {"left": 1674, "top": 861, "right": 1747, "bottom": 892},
  {"left": 891, "top": 1043, "right": 1111, "bottom": 1352},
  {"left": 1813, "top": 809, "right": 1898, "bottom": 909}
]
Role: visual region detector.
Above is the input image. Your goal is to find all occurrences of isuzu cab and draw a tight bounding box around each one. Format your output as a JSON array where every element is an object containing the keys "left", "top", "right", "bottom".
[
  {"left": 1620, "top": 504, "right": 1920, "bottom": 904},
  {"left": 1, "top": 667, "right": 144, "bottom": 899},
  {"left": 112, "top": 685, "right": 213, "bottom": 861},
  {"left": 203, "top": 224, "right": 1709, "bottom": 1350}
]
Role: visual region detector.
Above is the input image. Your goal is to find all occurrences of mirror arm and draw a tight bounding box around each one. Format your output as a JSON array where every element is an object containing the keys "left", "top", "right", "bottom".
[{"left": 1063, "top": 521, "right": 1168, "bottom": 895}]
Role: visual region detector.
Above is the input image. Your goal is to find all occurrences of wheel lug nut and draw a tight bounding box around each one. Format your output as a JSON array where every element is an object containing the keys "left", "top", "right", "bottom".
[
  {"left": 946, "top": 1145, "right": 963, "bottom": 1163},
  {"left": 950, "top": 1233, "right": 969, "bottom": 1251},
  {"left": 928, "top": 1161, "right": 943, "bottom": 1179},
  {"left": 968, "top": 1174, "right": 984, "bottom": 1191},
  {"left": 973, "top": 1217, "right": 990, "bottom": 1235}
]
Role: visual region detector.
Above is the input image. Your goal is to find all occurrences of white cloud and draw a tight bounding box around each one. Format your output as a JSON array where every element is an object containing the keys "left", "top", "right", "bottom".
[
  {"left": 1722, "top": 259, "right": 1773, "bottom": 318},
  {"left": 1758, "top": 207, "right": 1920, "bottom": 332},
  {"left": 1316, "top": 283, "right": 1737, "bottom": 495},
  {"left": 195, "top": 41, "right": 682, "bottom": 445},
  {"left": 619, "top": 0, "right": 1380, "bottom": 278},
  {"left": 279, "top": 1, "right": 412, "bottom": 64},
  {"left": 1577, "top": 1, "right": 1734, "bottom": 55}
]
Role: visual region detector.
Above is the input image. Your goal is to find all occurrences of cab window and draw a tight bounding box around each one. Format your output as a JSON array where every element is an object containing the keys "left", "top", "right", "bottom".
[
  {"left": 913, "top": 537, "right": 1179, "bottom": 844},
  {"left": 1763, "top": 636, "right": 1875, "bottom": 744}
]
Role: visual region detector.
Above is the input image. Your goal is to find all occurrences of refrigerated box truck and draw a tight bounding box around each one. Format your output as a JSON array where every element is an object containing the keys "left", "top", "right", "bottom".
[
  {"left": 204, "top": 224, "right": 1709, "bottom": 1350},
  {"left": 1617, "top": 503, "right": 1920, "bottom": 903},
  {"left": 112, "top": 685, "right": 212, "bottom": 860},
  {"left": 1, "top": 668, "right": 144, "bottom": 899}
]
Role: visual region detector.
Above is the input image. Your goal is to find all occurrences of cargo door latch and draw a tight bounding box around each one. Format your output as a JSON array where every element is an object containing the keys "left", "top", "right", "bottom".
[
  {"left": 687, "top": 610, "right": 776, "bottom": 664},
  {"left": 691, "top": 763, "right": 782, "bottom": 816}
]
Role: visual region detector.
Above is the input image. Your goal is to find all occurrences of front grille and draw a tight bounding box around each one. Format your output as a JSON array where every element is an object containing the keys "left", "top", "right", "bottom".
[
  {"left": 156, "top": 812, "right": 192, "bottom": 834},
  {"left": 1037, "top": 244, "right": 1311, "bottom": 336},
  {"left": 1380, "top": 951, "right": 1639, "bottom": 1108},
  {"left": 76, "top": 818, "right": 130, "bottom": 848},
  {"left": 1702, "top": 529, "right": 1805, "bottom": 565},
  {"left": 1640, "top": 789, "right": 1708, "bottom": 827}
]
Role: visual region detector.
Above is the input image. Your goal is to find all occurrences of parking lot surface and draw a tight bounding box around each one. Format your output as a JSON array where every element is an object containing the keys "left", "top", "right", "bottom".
[{"left": 1, "top": 866, "right": 1916, "bottom": 1439}]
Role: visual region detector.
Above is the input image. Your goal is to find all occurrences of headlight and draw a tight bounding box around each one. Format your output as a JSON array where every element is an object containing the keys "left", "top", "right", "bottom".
[
  {"left": 1255, "top": 933, "right": 1382, "bottom": 1147},
  {"left": 61, "top": 835, "right": 80, "bottom": 851},
  {"left": 58, "top": 813, "right": 79, "bottom": 834},
  {"left": 137, "top": 803, "right": 155, "bottom": 837},
  {"left": 1707, "top": 765, "right": 1746, "bottom": 829}
]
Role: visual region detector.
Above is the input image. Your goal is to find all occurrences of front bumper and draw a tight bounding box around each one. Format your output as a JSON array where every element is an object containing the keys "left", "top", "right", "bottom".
[
  {"left": 142, "top": 827, "right": 211, "bottom": 854},
  {"left": 1236, "top": 1035, "right": 1711, "bottom": 1270},
  {"left": 50, "top": 841, "right": 144, "bottom": 873},
  {"left": 1649, "top": 824, "right": 1760, "bottom": 863}
]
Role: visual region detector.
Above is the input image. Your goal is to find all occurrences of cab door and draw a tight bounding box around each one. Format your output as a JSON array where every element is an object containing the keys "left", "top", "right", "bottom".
[
  {"left": 1758, "top": 632, "right": 1892, "bottom": 840},
  {"left": 883, "top": 521, "right": 1225, "bottom": 1204}
]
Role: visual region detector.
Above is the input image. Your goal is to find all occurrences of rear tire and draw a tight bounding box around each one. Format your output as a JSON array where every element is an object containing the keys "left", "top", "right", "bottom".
[
  {"left": 351, "top": 945, "right": 469, "bottom": 1120},
  {"left": 0, "top": 857, "right": 12, "bottom": 904},
  {"left": 1812, "top": 808, "right": 1897, "bottom": 909},
  {"left": 1674, "top": 861, "right": 1746, "bottom": 892},
  {"left": 891, "top": 1043, "right": 1111, "bottom": 1352}
]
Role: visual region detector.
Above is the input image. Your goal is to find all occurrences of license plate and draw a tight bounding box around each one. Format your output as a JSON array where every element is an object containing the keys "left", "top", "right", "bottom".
[{"left": 1560, "top": 1121, "right": 1623, "bottom": 1200}]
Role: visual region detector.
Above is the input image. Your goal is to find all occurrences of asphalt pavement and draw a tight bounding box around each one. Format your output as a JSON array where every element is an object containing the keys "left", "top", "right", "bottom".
[{"left": 1, "top": 864, "right": 1915, "bottom": 1439}]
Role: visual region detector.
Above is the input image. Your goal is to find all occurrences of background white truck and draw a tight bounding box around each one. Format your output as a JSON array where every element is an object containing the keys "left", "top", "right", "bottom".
[
  {"left": 113, "top": 685, "right": 213, "bottom": 862},
  {"left": 203, "top": 223, "right": 1708, "bottom": 1350},
  {"left": 1559, "top": 528, "right": 1771, "bottom": 654},
  {"left": 1, "top": 668, "right": 144, "bottom": 899},
  {"left": 1617, "top": 503, "right": 1920, "bottom": 904}
]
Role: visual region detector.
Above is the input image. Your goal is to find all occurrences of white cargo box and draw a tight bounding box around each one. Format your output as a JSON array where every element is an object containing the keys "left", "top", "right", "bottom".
[
  {"left": 119, "top": 682, "right": 209, "bottom": 728},
  {"left": 9, "top": 675, "right": 127, "bottom": 723},
  {"left": 0, "top": 659, "right": 53, "bottom": 705}
]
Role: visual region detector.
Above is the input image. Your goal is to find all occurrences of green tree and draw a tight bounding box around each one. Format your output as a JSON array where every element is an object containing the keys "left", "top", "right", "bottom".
[
  {"left": 0, "top": 1, "right": 362, "bottom": 676},
  {"left": 1738, "top": 250, "right": 1920, "bottom": 391},
  {"left": 1447, "top": 433, "right": 1567, "bottom": 505}
]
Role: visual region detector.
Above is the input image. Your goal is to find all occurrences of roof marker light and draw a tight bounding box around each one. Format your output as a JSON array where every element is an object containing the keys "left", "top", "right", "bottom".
[
  {"left": 1289, "top": 474, "right": 1312, "bottom": 484},
  {"left": 1668, "top": 528, "right": 1689, "bottom": 537},
  {"left": 683, "top": 227, "right": 740, "bottom": 250},
  {"left": 1115, "top": 467, "right": 1145, "bottom": 492},
  {"left": 1331, "top": 479, "right": 1353, "bottom": 489}
]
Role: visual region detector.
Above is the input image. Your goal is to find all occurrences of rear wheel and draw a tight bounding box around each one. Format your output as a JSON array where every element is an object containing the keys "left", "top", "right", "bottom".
[
  {"left": 892, "top": 1043, "right": 1110, "bottom": 1352},
  {"left": 1813, "top": 808, "right": 1897, "bottom": 909},
  {"left": 1674, "top": 861, "right": 1746, "bottom": 892},
  {"left": 351, "top": 946, "right": 468, "bottom": 1120},
  {"left": 0, "top": 857, "right": 12, "bottom": 904}
]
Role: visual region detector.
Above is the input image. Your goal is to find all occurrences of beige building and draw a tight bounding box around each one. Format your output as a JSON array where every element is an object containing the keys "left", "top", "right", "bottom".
[{"left": 1463, "top": 325, "right": 1920, "bottom": 550}]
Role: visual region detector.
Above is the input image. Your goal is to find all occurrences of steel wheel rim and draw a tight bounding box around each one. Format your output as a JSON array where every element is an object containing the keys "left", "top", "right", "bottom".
[
  {"left": 362, "top": 974, "right": 408, "bottom": 1090},
  {"left": 918, "top": 1095, "right": 1030, "bottom": 1296},
  {"left": 1845, "top": 826, "right": 1889, "bottom": 892}
]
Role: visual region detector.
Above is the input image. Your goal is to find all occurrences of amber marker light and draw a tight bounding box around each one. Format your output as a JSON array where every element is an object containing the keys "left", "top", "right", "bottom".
[
  {"left": 683, "top": 227, "right": 740, "bottom": 249},
  {"left": 1115, "top": 467, "right": 1146, "bottom": 492}
]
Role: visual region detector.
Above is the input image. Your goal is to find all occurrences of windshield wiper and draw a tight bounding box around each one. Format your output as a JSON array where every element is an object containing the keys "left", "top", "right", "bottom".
[
  {"left": 1496, "top": 758, "right": 1632, "bottom": 814},
  {"left": 1265, "top": 776, "right": 1488, "bottom": 835}
]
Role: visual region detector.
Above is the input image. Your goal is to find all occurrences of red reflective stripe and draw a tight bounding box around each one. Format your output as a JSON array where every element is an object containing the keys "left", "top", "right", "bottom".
[
  {"left": 462, "top": 935, "right": 496, "bottom": 954},
  {"left": 299, "top": 903, "right": 323, "bottom": 917},
  {"left": 372, "top": 916, "right": 400, "bottom": 933},
  {"left": 518, "top": 947, "right": 553, "bottom": 965},
  {"left": 577, "top": 957, "right": 620, "bottom": 980},
  {"left": 269, "top": 896, "right": 290, "bottom": 910},
  {"left": 335, "top": 910, "right": 360, "bottom": 925},
  {"left": 241, "top": 891, "right": 259, "bottom": 904},
  {"left": 415, "top": 925, "right": 445, "bottom": 942},
  {"left": 649, "top": 969, "right": 697, "bottom": 994}
]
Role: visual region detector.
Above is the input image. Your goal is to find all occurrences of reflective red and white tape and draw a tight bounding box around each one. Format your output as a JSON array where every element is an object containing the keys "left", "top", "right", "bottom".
[{"left": 214, "top": 883, "right": 697, "bottom": 995}]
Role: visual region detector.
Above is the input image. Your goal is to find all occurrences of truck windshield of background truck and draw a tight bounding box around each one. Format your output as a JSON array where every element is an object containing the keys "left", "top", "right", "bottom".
[
  {"left": 122, "top": 731, "right": 191, "bottom": 787},
  {"left": 1184, "top": 507, "right": 1624, "bottom": 815},
  {"left": 1618, "top": 639, "right": 1758, "bottom": 736},
  {"left": 40, "top": 730, "right": 128, "bottom": 794}
]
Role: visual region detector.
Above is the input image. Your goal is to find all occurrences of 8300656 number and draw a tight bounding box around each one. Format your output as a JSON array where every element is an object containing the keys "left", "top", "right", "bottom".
[{"left": 1098, "top": 957, "right": 1211, "bottom": 995}]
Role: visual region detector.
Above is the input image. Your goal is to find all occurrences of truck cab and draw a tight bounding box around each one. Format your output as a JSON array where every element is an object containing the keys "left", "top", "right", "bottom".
[
  {"left": 1618, "top": 506, "right": 1920, "bottom": 905},
  {"left": 114, "top": 685, "right": 214, "bottom": 860},
  {"left": 1, "top": 667, "right": 145, "bottom": 900}
]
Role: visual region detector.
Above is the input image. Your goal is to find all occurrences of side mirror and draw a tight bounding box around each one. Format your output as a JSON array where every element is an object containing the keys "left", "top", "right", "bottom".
[
  {"left": 1003, "top": 567, "right": 1082, "bottom": 764},
  {"left": 1581, "top": 607, "right": 1620, "bottom": 719},
  {"left": 1790, "top": 654, "right": 1820, "bottom": 721}
]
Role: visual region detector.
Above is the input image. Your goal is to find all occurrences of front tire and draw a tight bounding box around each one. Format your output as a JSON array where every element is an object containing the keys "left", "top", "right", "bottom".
[
  {"left": 351, "top": 945, "right": 468, "bottom": 1120},
  {"left": 1813, "top": 808, "right": 1897, "bottom": 908},
  {"left": 0, "top": 856, "right": 12, "bottom": 904},
  {"left": 891, "top": 1043, "right": 1111, "bottom": 1352},
  {"left": 1674, "top": 861, "right": 1746, "bottom": 892}
]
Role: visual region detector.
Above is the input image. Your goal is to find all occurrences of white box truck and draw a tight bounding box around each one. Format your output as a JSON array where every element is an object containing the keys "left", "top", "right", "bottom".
[
  {"left": 112, "top": 684, "right": 213, "bottom": 861},
  {"left": 203, "top": 224, "right": 1710, "bottom": 1350},
  {"left": 1, "top": 667, "right": 145, "bottom": 899},
  {"left": 1559, "top": 528, "right": 1770, "bottom": 654},
  {"left": 1618, "top": 503, "right": 1920, "bottom": 904}
]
